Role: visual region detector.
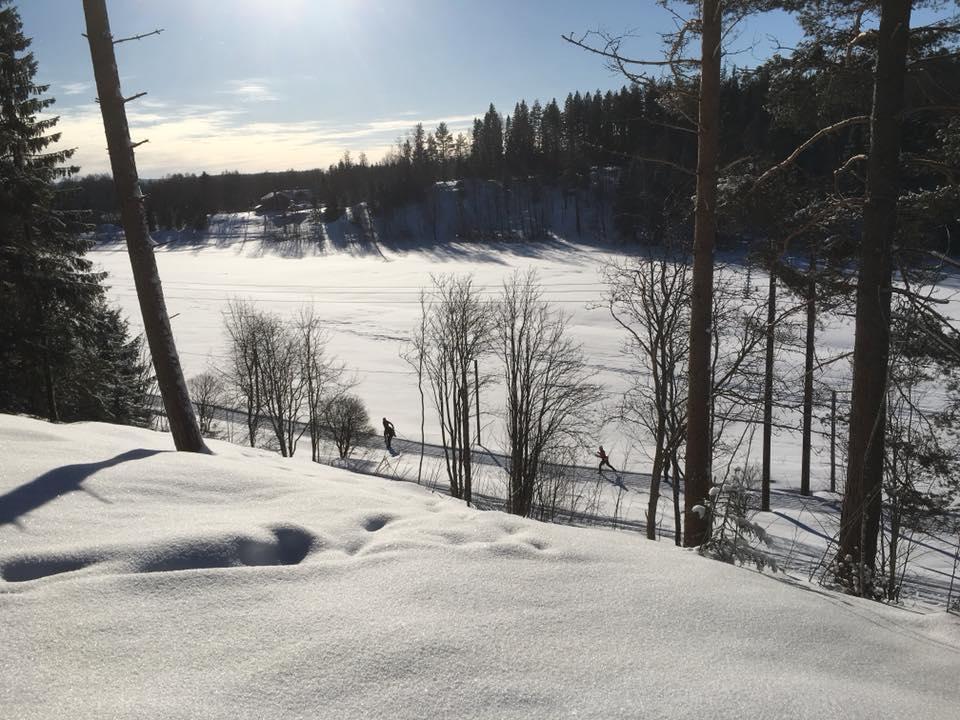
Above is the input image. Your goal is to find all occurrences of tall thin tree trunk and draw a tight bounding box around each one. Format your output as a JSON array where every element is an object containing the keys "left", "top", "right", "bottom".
[
  {"left": 418, "top": 353, "right": 425, "bottom": 485},
  {"left": 839, "top": 0, "right": 911, "bottom": 582},
  {"left": 671, "top": 453, "right": 683, "bottom": 546},
  {"left": 647, "top": 422, "right": 666, "bottom": 540},
  {"left": 83, "top": 0, "right": 206, "bottom": 452},
  {"left": 683, "top": 0, "right": 721, "bottom": 547},
  {"left": 761, "top": 268, "right": 775, "bottom": 511},
  {"left": 800, "top": 250, "right": 817, "bottom": 497},
  {"left": 42, "top": 340, "right": 59, "bottom": 423},
  {"left": 460, "top": 364, "right": 472, "bottom": 505}
]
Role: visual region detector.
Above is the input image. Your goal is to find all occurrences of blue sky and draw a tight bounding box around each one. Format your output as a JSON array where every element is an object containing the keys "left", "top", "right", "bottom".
[{"left": 20, "top": 0, "right": 806, "bottom": 177}]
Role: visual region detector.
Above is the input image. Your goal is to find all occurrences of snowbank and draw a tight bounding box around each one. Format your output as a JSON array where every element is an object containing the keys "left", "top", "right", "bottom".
[{"left": 1, "top": 414, "right": 958, "bottom": 719}]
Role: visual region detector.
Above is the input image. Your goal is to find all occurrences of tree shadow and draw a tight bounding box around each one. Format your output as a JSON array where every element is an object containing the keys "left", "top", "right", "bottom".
[{"left": 0, "top": 448, "right": 166, "bottom": 526}]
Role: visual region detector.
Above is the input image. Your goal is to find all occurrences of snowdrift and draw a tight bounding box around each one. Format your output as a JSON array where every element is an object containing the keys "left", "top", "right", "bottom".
[{"left": 1, "top": 414, "right": 958, "bottom": 719}]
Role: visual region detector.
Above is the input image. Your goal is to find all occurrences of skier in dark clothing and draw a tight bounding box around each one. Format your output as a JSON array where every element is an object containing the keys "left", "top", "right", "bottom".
[
  {"left": 596, "top": 445, "right": 616, "bottom": 475},
  {"left": 382, "top": 418, "right": 396, "bottom": 451}
]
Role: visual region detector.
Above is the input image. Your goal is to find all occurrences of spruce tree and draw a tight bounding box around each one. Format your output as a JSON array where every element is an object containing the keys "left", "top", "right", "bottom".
[{"left": 0, "top": 0, "right": 147, "bottom": 423}]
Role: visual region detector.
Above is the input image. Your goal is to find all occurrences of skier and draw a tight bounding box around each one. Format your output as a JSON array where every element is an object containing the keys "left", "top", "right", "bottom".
[
  {"left": 382, "top": 417, "right": 396, "bottom": 451},
  {"left": 596, "top": 445, "right": 616, "bottom": 475}
]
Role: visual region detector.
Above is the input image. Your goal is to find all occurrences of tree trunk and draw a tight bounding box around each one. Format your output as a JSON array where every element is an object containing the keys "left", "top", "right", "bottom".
[
  {"left": 417, "top": 352, "right": 425, "bottom": 485},
  {"left": 761, "top": 269, "right": 775, "bottom": 511},
  {"left": 800, "top": 254, "right": 816, "bottom": 497},
  {"left": 647, "top": 422, "right": 666, "bottom": 540},
  {"left": 83, "top": 0, "right": 206, "bottom": 452},
  {"left": 671, "top": 453, "right": 683, "bottom": 546},
  {"left": 838, "top": 0, "right": 911, "bottom": 582},
  {"left": 460, "top": 364, "right": 472, "bottom": 505},
  {"left": 683, "top": 0, "right": 721, "bottom": 547},
  {"left": 42, "top": 340, "right": 59, "bottom": 423},
  {"left": 888, "top": 504, "right": 900, "bottom": 598}
]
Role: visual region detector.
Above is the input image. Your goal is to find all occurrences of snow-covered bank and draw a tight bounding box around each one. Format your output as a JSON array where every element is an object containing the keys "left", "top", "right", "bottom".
[{"left": 2, "top": 415, "right": 958, "bottom": 719}]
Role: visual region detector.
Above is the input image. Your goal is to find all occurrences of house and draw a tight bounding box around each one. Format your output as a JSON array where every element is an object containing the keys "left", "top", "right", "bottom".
[{"left": 253, "top": 189, "right": 313, "bottom": 215}]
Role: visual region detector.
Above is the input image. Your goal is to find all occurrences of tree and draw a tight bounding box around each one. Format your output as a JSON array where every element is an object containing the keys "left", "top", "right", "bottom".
[
  {"left": 564, "top": 0, "right": 801, "bottom": 545},
  {"left": 434, "top": 122, "right": 452, "bottom": 177},
  {"left": 323, "top": 394, "right": 373, "bottom": 459},
  {"left": 880, "top": 307, "right": 959, "bottom": 601},
  {"left": 697, "top": 465, "right": 777, "bottom": 571},
  {"left": 478, "top": 104, "right": 504, "bottom": 177},
  {"left": 256, "top": 311, "right": 308, "bottom": 458},
  {"left": 838, "top": 0, "right": 913, "bottom": 589},
  {"left": 299, "top": 307, "right": 349, "bottom": 463},
  {"left": 681, "top": 0, "right": 723, "bottom": 548},
  {"left": 496, "top": 271, "right": 600, "bottom": 517},
  {"left": 411, "top": 275, "right": 493, "bottom": 504},
  {"left": 604, "top": 250, "right": 691, "bottom": 541},
  {"left": 188, "top": 372, "right": 224, "bottom": 437},
  {"left": 82, "top": 0, "right": 206, "bottom": 452},
  {"left": 401, "top": 291, "right": 430, "bottom": 484},
  {"left": 224, "top": 300, "right": 264, "bottom": 447},
  {"left": 0, "top": 0, "right": 147, "bottom": 425}
]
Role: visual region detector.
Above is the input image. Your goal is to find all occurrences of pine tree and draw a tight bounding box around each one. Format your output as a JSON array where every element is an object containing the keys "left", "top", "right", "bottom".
[
  {"left": 0, "top": 0, "right": 148, "bottom": 423},
  {"left": 83, "top": 0, "right": 206, "bottom": 451}
]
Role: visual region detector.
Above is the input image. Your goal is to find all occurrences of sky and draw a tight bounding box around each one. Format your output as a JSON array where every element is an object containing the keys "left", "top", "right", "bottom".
[{"left": 19, "top": 0, "right": 807, "bottom": 178}]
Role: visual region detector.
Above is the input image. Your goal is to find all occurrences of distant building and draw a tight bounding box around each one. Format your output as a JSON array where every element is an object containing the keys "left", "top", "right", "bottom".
[{"left": 253, "top": 189, "right": 311, "bottom": 215}]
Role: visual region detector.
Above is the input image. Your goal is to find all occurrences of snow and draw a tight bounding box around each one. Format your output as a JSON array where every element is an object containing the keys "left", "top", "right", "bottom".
[
  {"left": 90, "top": 212, "right": 836, "bottom": 486},
  {"left": 85, "top": 215, "right": 960, "bottom": 607},
  {"left": 2, "top": 414, "right": 959, "bottom": 719}
]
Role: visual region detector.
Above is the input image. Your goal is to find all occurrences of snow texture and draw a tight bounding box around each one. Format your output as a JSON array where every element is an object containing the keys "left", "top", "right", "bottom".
[{"left": 2, "top": 414, "right": 959, "bottom": 719}]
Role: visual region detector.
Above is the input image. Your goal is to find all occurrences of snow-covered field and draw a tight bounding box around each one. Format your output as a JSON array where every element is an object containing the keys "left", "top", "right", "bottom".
[
  {"left": 92, "top": 212, "right": 839, "bottom": 488},
  {"left": 2, "top": 414, "right": 959, "bottom": 719},
  {"left": 85, "top": 213, "right": 960, "bottom": 608}
]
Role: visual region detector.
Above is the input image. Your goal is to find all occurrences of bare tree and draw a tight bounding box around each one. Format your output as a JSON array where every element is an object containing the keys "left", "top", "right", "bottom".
[
  {"left": 323, "top": 394, "right": 374, "bottom": 459},
  {"left": 563, "top": 0, "right": 797, "bottom": 545},
  {"left": 299, "top": 307, "right": 349, "bottom": 463},
  {"left": 497, "top": 271, "right": 601, "bottom": 517},
  {"left": 400, "top": 291, "right": 430, "bottom": 484},
  {"left": 82, "top": 0, "right": 205, "bottom": 452},
  {"left": 224, "top": 300, "right": 264, "bottom": 447},
  {"left": 604, "top": 251, "right": 690, "bottom": 541},
  {"left": 607, "top": 258, "right": 777, "bottom": 543},
  {"left": 257, "top": 311, "right": 308, "bottom": 458},
  {"left": 188, "top": 372, "right": 224, "bottom": 437},
  {"left": 411, "top": 275, "right": 493, "bottom": 504}
]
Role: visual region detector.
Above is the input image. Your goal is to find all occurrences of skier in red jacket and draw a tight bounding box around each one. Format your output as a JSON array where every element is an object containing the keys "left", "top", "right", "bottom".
[{"left": 596, "top": 445, "right": 616, "bottom": 475}]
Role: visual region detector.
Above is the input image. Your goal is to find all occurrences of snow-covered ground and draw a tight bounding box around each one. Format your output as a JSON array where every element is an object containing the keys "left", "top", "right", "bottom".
[
  {"left": 2, "top": 414, "right": 959, "bottom": 719},
  {"left": 87, "top": 213, "right": 960, "bottom": 608},
  {"left": 92, "top": 211, "right": 840, "bottom": 488}
]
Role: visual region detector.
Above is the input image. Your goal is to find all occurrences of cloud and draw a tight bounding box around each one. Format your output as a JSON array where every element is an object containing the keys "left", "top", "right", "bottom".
[
  {"left": 46, "top": 104, "right": 478, "bottom": 177},
  {"left": 220, "top": 79, "right": 278, "bottom": 103},
  {"left": 61, "top": 81, "right": 92, "bottom": 96}
]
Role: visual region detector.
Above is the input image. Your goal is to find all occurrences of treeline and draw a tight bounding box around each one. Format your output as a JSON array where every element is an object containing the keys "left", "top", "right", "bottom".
[
  {"left": 63, "top": 66, "right": 955, "bottom": 246},
  {"left": 58, "top": 80, "right": 773, "bottom": 236}
]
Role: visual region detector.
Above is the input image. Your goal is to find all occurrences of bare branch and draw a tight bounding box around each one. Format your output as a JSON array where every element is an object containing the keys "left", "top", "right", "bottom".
[
  {"left": 834, "top": 153, "right": 868, "bottom": 193},
  {"left": 579, "top": 139, "right": 695, "bottom": 176},
  {"left": 754, "top": 116, "right": 870, "bottom": 188},
  {"left": 925, "top": 250, "right": 960, "bottom": 272},
  {"left": 561, "top": 31, "right": 700, "bottom": 68},
  {"left": 902, "top": 154, "right": 959, "bottom": 181},
  {"left": 889, "top": 286, "right": 950, "bottom": 305},
  {"left": 112, "top": 28, "right": 164, "bottom": 44}
]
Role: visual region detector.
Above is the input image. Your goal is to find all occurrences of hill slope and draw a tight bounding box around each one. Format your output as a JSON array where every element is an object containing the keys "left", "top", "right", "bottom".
[{"left": 1, "top": 414, "right": 958, "bottom": 719}]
